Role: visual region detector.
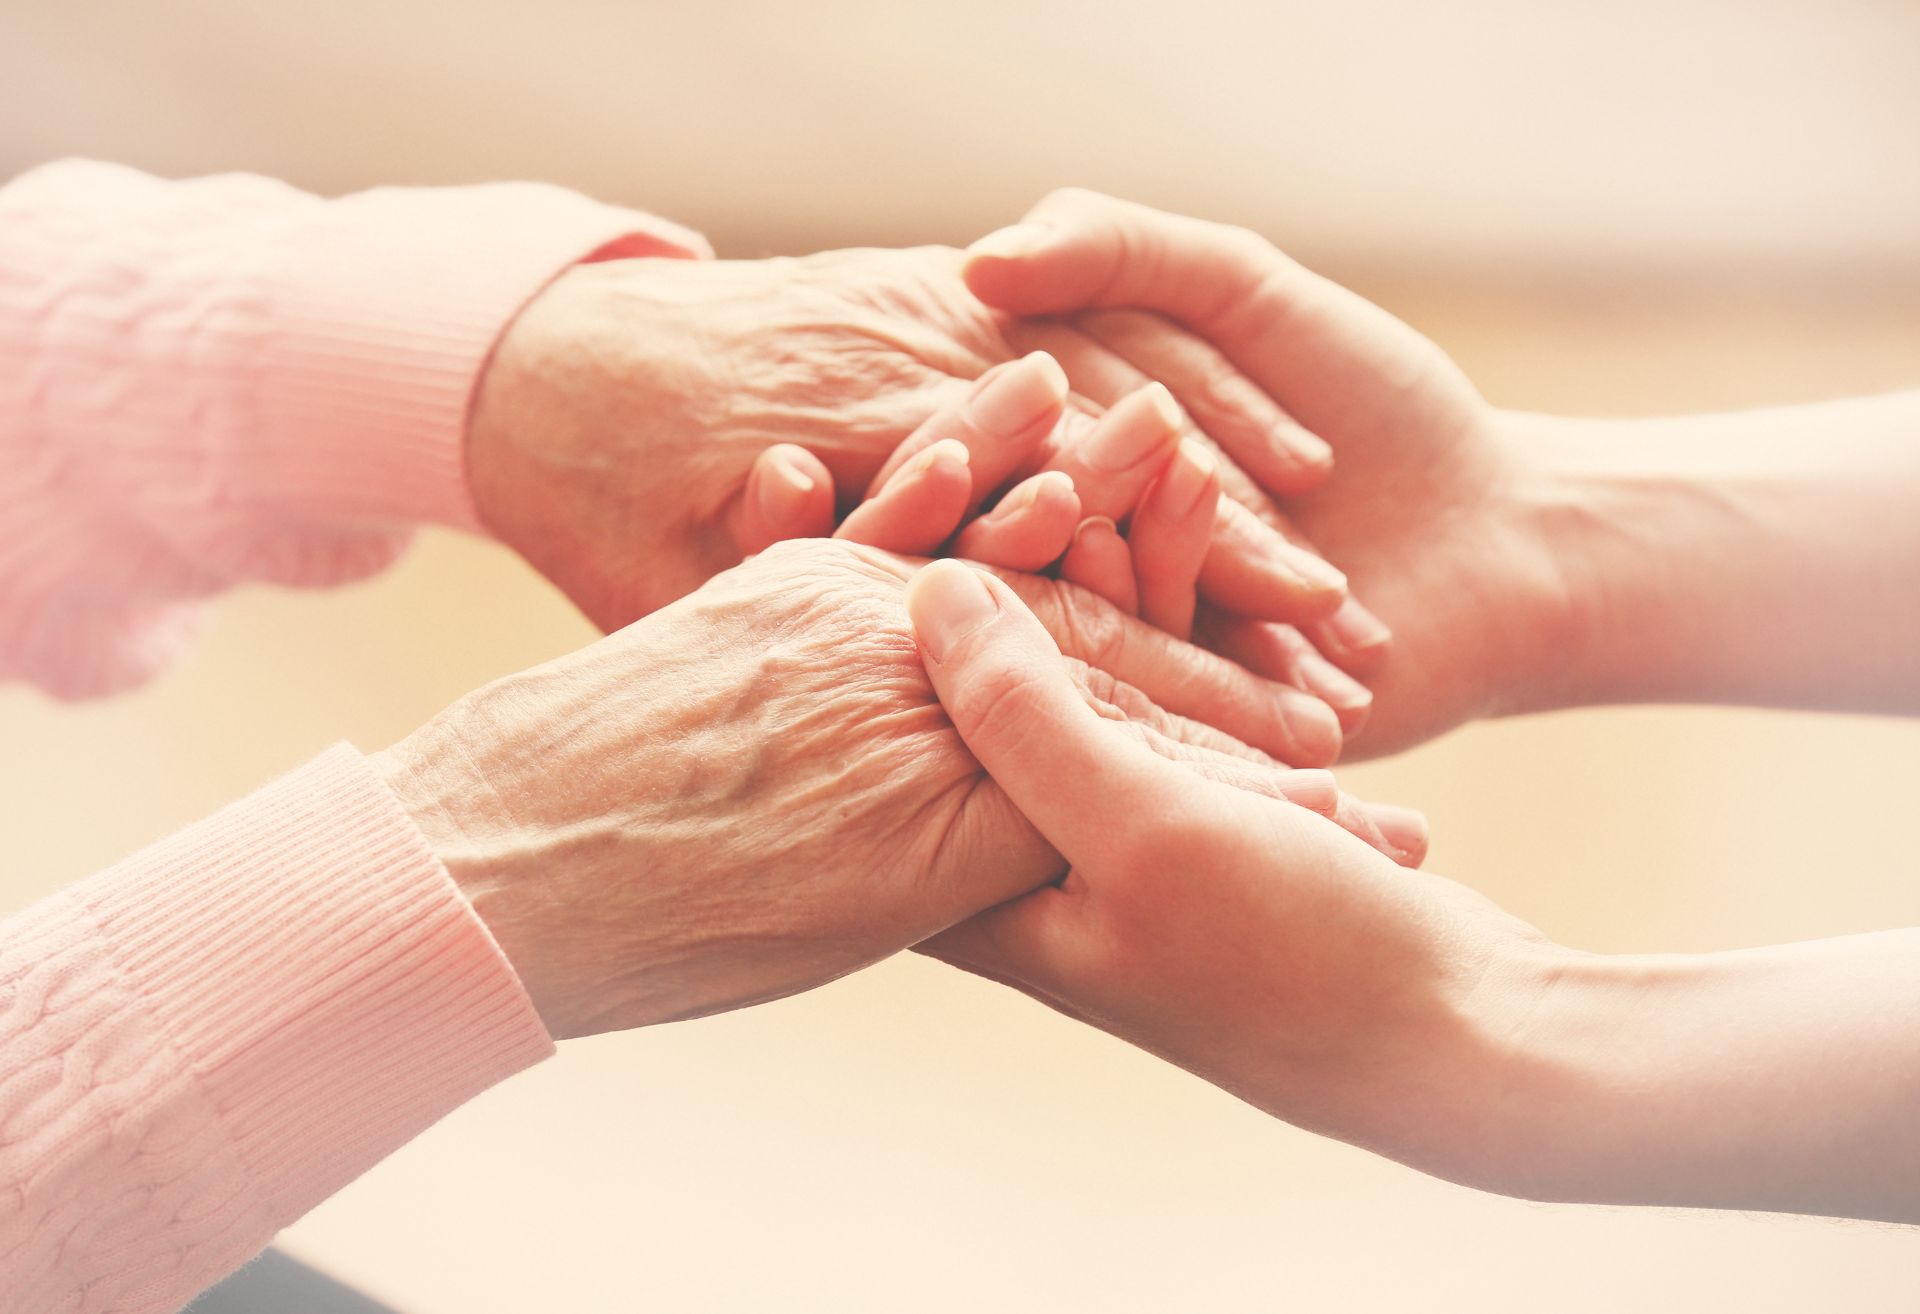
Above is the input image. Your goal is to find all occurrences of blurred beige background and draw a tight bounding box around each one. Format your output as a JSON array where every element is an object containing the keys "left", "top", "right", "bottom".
[{"left": 4, "top": 2, "right": 1919, "bottom": 1310}]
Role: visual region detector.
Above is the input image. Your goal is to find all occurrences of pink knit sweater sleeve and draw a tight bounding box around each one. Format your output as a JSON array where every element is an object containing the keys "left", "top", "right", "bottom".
[
  {"left": 0, "top": 158, "right": 711, "bottom": 698},
  {"left": 0, "top": 746, "right": 555, "bottom": 1313},
  {"left": 0, "top": 163, "right": 714, "bottom": 1310}
]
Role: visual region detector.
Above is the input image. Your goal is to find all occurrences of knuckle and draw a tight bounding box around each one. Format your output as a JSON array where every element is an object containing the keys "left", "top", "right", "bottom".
[
  {"left": 1039, "top": 185, "right": 1105, "bottom": 214},
  {"left": 1220, "top": 222, "right": 1278, "bottom": 262},
  {"left": 751, "top": 534, "right": 848, "bottom": 574}
]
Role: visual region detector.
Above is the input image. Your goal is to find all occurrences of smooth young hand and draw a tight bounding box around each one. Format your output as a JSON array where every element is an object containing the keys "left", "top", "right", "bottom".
[
  {"left": 962, "top": 190, "right": 1582, "bottom": 757},
  {"left": 907, "top": 561, "right": 1920, "bottom": 1223}
]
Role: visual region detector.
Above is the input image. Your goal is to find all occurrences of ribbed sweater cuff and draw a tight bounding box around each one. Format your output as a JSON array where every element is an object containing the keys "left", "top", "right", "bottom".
[
  {"left": 75, "top": 743, "right": 555, "bottom": 1227},
  {"left": 248, "top": 186, "right": 712, "bottom": 534}
]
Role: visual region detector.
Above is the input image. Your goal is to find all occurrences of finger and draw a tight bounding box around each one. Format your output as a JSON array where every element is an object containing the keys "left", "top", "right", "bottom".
[
  {"left": 904, "top": 560, "right": 1190, "bottom": 864},
  {"left": 1059, "top": 517, "right": 1139, "bottom": 616},
  {"left": 1042, "top": 382, "right": 1184, "bottom": 524},
  {"left": 963, "top": 188, "right": 1435, "bottom": 434},
  {"left": 1084, "top": 689, "right": 1388, "bottom": 862},
  {"left": 835, "top": 438, "right": 973, "bottom": 554},
  {"left": 1355, "top": 799, "right": 1430, "bottom": 868},
  {"left": 1009, "top": 318, "right": 1352, "bottom": 627},
  {"left": 1003, "top": 317, "right": 1146, "bottom": 410},
  {"left": 1069, "top": 657, "right": 1274, "bottom": 764},
  {"left": 1153, "top": 753, "right": 1339, "bottom": 815},
  {"left": 964, "top": 189, "right": 1292, "bottom": 326},
  {"left": 1198, "top": 610, "right": 1374, "bottom": 734},
  {"left": 1007, "top": 318, "right": 1306, "bottom": 527},
  {"left": 951, "top": 471, "right": 1081, "bottom": 572},
  {"left": 1076, "top": 308, "right": 1331, "bottom": 495},
  {"left": 866, "top": 351, "right": 1068, "bottom": 500},
  {"left": 731, "top": 444, "right": 837, "bottom": 556},
  {"left": 1197, "top": 497, "right": 1348, "bottom": 623},
  {"left": 1128, "top": 438, "right": 1219, "bottom": 641},
  {"left": 1302, "top": 596, "right": 1395, "bottom": 674},
  {"left": 996, "top": 571, "right": 1343, "bottom": 767},
  {"left": 1004, "top": 337, "right": 1349, "bottom": 627}
]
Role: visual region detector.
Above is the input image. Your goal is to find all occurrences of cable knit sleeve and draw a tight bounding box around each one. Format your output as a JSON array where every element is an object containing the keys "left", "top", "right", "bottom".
[
  {"left": 0, "top": 160, "right": 712, "bottom": 699},
  {"left": 0, "top": 745, "right": 555, "bottom": 1314}
]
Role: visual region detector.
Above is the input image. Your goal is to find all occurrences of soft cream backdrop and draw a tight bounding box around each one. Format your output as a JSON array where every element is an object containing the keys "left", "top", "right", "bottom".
[{"left": 3, "top": 3, "right": 1917, "bottom": 1310}]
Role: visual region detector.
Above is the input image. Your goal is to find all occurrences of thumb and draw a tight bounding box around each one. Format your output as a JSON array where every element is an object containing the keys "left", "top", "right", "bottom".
[
  {"left": 962, "top": 188, "right": 1285, "bottom": 330},
  {"left": 731, "top": 444, "right": 836, "bottom": 557},
  {"left": 905, "top": 559, "right": 1181, "bottom": 869}
]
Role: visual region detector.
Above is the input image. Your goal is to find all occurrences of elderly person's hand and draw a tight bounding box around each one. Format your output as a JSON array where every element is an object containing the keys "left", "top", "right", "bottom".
[
  {"left": 960, "top": 190, "right": 1577, "bottom": 758},
  {"left": 465, "top": 247, "right": 1351, "bottom": 638},
  {"left": 372, "top": 534, "right": 1377, "bottom": 1039}
]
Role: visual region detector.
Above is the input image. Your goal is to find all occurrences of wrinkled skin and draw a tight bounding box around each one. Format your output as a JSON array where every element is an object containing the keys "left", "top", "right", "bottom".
[
  {"left": 376, "top": 538, "right": 1347, "bottom": 1040},
  {"left": 468, "top": 248, "right": 1022, "bottom": 630},
  {"left": 467, "top": 245, "right": 1344, "bottom": 643}
]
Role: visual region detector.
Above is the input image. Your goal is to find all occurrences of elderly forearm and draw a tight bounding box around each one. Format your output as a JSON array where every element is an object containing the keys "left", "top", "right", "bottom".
[{"left": 1520, "top": 390, "right": 1920, "bottom": 713}]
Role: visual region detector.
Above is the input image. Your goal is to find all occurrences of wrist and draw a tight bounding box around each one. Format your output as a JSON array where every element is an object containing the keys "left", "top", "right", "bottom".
[
  {"left": 1387, "top": 932, "right": 1595, "bottom": 1197},
  {"left": 1489, "top": 408, "right": 1734, "bottom": 714},
  {"left": 369, "top": 734, "right": 564, "bottom": 1038},
  {"left": 463, "top": 256, "right": 744, "bottom": 627},
  {"left": 1446, "top": 409, "right": 1603, "bottom": 719}
]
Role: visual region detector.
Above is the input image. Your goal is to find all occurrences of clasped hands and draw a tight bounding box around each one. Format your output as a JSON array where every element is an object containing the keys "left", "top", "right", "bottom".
[{"left": 377, "top": 190, "right": 1595, "bottom": 1204}]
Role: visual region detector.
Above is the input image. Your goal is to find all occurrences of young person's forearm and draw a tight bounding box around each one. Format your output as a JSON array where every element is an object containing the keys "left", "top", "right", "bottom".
[
  {"left": 1521, "top": 390, "right": 1920, "bottom": 713},
  {"left": 1488, "top": 928, "right": 1920, "bottom": 1222}
]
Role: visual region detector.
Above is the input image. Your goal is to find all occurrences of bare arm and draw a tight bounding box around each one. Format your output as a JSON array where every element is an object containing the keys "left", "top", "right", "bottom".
[{"left": 1533, "top": 390, "right": 1920, "bottom": 714}]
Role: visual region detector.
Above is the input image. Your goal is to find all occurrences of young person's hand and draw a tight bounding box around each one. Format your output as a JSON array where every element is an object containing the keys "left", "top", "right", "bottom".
[
  {"left": 961, "top": 191, "right": 1580, "bottom": 756},
  {"left": 907, "top": 559, "right": 1920, "bottom": 1224}
]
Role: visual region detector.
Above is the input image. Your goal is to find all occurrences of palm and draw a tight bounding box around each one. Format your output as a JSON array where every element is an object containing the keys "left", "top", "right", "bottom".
[{"left": 1277, "top": 357, "right": 1557, "bottom": 757}]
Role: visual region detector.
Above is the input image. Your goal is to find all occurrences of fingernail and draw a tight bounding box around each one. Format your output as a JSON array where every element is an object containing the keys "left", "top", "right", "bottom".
[
  {"left": 897, "top": 437, "right": 971, "bottom": 483},
  {"left": 755, "top": 448, "right": 814, "bottom": 525},
  {"left": 965, "top": 351, "right": 1068, "bottom": 435},
  {"left": 968, "top": 222, "right": 1055, "bottom": 262},
  {"left": 1275, "top": 768, "right": 1338, "bottom": 815},
  {"left": 1289, "top": 550, "right": 1349, "bottom": 596},
  {"left": 1084, "top": 384, "right": 1182, "bottom": 472},
  {"left": 1144, "top": 381, "right": 1184, "bottom": 430},
  {"left": 1033, "top": 469, "right": 1076, "bottom": 501},
  {"left": 1148, "top": 439, "right": 1216, "bottom": 521},
  {"left": 1296, "top": 652, "right": 1373, "bottom": 726},
  {"left": 1072, "top": 514, "right": 1119, "bottom": 547},
  {"left": 1363, "top": 801, "right": 1429, "bottom": 861},
  {"left": 1277, "top": 689, "right": 1342, "bottom": 766},
  {"left": 1324, "top": 597, "right": 1392, "bottom": 655},
  {"left": 1271, "top": 425, "right": 1333, "bottom": 472},
  {"left": 984, "top": 469, "right": 1072, "bottom": 524},
  {"left": 905, "top": 560, "right": 1002, "bottom": 662}
]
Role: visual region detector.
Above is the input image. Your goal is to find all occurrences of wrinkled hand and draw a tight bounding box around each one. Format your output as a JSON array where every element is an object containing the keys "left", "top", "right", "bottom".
[
  {"left": 906, "top": 560, "right": 1551, "bottom": 1189},
  {"left": 466, "top": 247, "right": 1348, "bottom": 636},
  {"left": 373, "top": 537, "right": 1367, "bottom": 1040},
  {"left": 745, "top": 353, "right": 1362, "bottom": 746},
  {"left": 964, "top": 191, "right": 1581, "bottom": 757}
]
